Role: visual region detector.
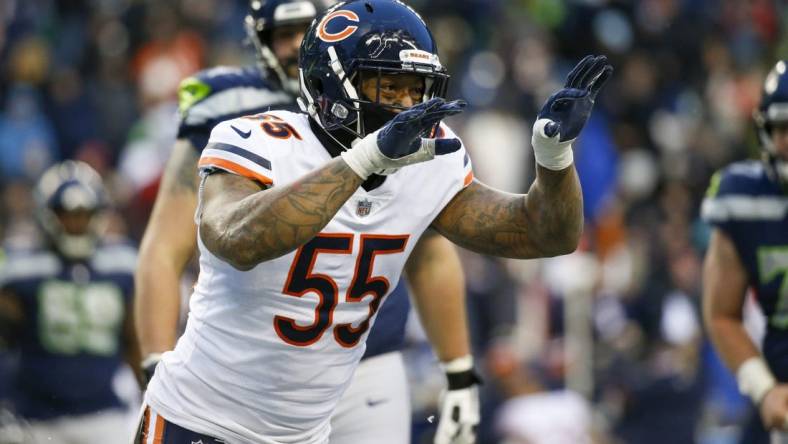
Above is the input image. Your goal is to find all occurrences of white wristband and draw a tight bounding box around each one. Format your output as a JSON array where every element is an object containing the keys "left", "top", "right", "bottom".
[
  {"left": 441, "top": 355, "right": 474, "bottom": 374},
  {"left": 737, "top": 356, "right": 777, "bottom": 404},
  {"left": 340, "top": 136, "right": 378, "bottom": 180},
  {"left": 531, "top": 118, "right": 574, "bottom": 171}
]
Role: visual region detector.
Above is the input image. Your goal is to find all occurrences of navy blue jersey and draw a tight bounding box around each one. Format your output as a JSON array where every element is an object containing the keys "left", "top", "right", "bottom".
[
  {"left": 364, "top": 278, "right": 410, "bottom": 359},
  {"left": 702, "top": 160, "right": 788, "bottom": 380},
  {"left": 177, "top": 65, "right": 296, "bottom": 150},
  {"left": 178, "top": 65, "right": 412, "bottom": 360},
  {"left": 0, "top": 242, "right": 137, "bottom": 420}
]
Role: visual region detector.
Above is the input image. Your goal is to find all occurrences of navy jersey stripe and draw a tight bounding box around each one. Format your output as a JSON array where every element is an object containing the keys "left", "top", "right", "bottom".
[{"left": 205, "top": 142, "right": 272, "bottom": 170}]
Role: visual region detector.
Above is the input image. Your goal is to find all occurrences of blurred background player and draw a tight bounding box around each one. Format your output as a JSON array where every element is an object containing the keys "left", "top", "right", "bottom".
[
  {"left": 702, "top": 60, "right": 788, "bottom": 444},
  {"left": 133, "top": 0, "right": 479, "bottom": 443},
  {"left": 0, "top": 160, "right": 140, "bottom": 444}
]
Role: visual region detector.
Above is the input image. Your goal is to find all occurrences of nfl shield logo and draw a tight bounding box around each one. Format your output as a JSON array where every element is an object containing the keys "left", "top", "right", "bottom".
[{"left": 356, "top": 198, "right": 372, "bottom": 217}]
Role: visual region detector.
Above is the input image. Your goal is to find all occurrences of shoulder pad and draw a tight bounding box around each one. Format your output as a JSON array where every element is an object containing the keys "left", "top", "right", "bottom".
[
  {"left": 178, "top": 65, "right": 271, "bottom": 114},
  {"left": 702, "top": 161, "right": 788, "bottom": 223},
  {"left": 91, "top": 241, "right": 138, "bottom": 275},
  {"left": 707, "top": 161, "right": 772, "bottom": 199},
  {"left": 0, "top": 250, "right": 60, "bottom": 287}
]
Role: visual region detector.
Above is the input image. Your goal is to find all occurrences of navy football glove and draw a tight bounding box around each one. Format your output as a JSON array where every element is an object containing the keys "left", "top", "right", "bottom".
[
  {"left": 531, "top": 55, "right": 612, "bottom": 170},
  {"left": 538, "top": 55, "right": 612, "bottom": 141},
  {"left": 341, "top": 98, "right": 466, "bottom": 179}
]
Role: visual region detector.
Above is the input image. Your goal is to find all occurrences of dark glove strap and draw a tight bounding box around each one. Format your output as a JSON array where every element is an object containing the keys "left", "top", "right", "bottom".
[{"left": 446, "top": 369, "right": 482, "bottom": 390}]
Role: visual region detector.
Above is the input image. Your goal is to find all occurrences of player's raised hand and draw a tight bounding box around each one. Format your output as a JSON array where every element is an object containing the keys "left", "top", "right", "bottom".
[
  {"left": 532, "top": 55, "right": 612, "bottom": 171},
  {"left": 341, "top": 98, "right": 466, "bottom": 179}
]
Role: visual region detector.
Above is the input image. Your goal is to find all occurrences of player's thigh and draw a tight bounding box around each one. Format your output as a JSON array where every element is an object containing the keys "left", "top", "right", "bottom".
[
  {"left": 134, "top": 405, "right": 224, "bottom": 444},
  {"left": 330, "top": 351, "right": 410, "bottom": 444}
]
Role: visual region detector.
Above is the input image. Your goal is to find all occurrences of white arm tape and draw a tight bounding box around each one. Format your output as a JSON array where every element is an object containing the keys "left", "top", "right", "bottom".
[
  {"left": 737, "top": 356, "right": 777, "bottom": 404},
  {"left": 441, "top": 355, "right": 474, "bottom": 374},
  {"left": 531, "top": 118, "right": 574, "bottom": 171}
]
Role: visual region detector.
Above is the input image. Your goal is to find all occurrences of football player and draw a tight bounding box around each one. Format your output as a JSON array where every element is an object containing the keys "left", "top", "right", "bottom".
[
  {"left": 135, "top": 0, "right": 611, "bottom": 442},
  {"left": 0, "top": 161, "right": 139, "bottom": 444},
  {"left": 133, "top": 0, "right": 479, "bottom": 443},
  {"left": 703, "top": 60, "right": 788, "bottom": 444}
]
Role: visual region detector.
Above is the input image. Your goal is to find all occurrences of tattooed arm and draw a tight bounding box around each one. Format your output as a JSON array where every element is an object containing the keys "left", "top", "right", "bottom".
[
  {"left": 433, "top": 164, "right": 583, "bottom": 259},
  {"left": 199, "top": 157, "right": 364, "bottom": 270},
  {"left": 134, "top": 139, "right": 201, "bottom": 358}
]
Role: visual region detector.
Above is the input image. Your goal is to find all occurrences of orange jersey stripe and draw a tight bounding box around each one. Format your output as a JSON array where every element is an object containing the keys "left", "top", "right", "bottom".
[
  {"left": 141, "top": 406, "right": 151, "bottom": 441},
  {"left": 463, "top": 170, "right": 474, "bottom": 187},
  {"left": 199, "top": 156, "right": 273, "bottom": 185},
  {"left": 153, "top": 413, "right": 165, "bottom": 443}
]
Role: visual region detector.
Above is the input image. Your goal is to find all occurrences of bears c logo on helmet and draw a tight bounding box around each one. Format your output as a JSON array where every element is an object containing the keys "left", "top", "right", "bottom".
[{"left": 317, "top": 10, "right": 359, "bottom": 42}]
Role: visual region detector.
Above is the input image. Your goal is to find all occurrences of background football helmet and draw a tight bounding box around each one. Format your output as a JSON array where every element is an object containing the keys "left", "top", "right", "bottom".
[
  {"left": 245, "top": 0, "right": 332, "bottom": 94},
  {"left": 754, "top": 60, "right": 788, "bottom": 184},
  {"left": 33, "top": 160, "right": 108, "bottom": 260},
  {"left": 298, "top": 0, "right": 450, "bottom": 147}
]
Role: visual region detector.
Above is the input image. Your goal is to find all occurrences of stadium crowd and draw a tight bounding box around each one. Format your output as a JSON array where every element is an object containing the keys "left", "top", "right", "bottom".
[{"left": 0, "top": 0, "right": 785, "bottom": 443}]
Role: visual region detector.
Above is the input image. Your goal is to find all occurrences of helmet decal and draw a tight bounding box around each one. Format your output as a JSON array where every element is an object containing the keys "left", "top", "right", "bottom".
[{"left": 317, "top": 10, "right": 359, "bottom": 42}]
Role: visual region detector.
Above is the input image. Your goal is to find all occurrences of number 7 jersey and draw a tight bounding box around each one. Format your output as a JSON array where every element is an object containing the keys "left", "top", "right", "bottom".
[
  {"left": 145, "top": 110, "right": 473, "bottom": 443},
  {"left": 701, "top": 160, "right": 788, "bottom": 381}
]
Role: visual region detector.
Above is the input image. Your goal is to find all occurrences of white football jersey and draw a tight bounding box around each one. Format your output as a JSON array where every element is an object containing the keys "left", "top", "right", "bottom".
[{"left": 145, "top": 110, "right": 473, "bottom": 443}]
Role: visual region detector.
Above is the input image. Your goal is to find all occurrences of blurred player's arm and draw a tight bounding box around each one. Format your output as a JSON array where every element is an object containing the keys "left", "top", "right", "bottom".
[
  {"left": 134, "top": 140, "right": 199, "bottom": 359},
  {"left": 405, "top": 231, "right": 479, "bottom": 444},
  {"left": 703, "top": 228, "right": 788, "bottom": 429},
  {"left": 0, "top": 288, "right": 23, "bottom": 348},
  {"left": 199, "top": 158, "right": 364, "bottom": 270},
  {"left": 433, "top": 166, "right": 582, "bottom": 259},
  {"left": 123, "top": 301, "right": 145, "bottom": 388},
  {"left": 405, "top": 231, "right": 470, "bottom": 362}
]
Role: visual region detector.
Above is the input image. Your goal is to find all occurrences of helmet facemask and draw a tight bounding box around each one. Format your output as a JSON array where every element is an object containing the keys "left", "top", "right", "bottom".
[
  {"left": 299, "top": 48, "right": 450, "bottom": 147},
  {"left": 755, "top": 104, "right": 788, "bottom": 187},
  {"left": 245, "top": 0, "right": 320, "bottom": 95},
  {"left": 755, "top": 60, "right": 788, "bottom": 188}
]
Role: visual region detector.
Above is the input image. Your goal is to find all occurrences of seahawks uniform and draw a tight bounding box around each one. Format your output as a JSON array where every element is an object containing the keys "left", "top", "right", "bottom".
[
  {"left": 145, "top": 111, "right": 473, "bottom": 443},
  {"left": 0, "top": 242, "right": 137, "bottom": 443},
  {"left": 702, "top": 160, "right": 788, "bottom": 379}
]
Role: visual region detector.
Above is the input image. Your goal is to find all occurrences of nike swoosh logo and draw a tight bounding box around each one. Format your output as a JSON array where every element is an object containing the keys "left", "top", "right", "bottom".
[
  {"left": 366, "top": 398, "right": 388, "bottom": 407},
  {"left": 231, "top": 125, "right": 251, "bottom": 139}
]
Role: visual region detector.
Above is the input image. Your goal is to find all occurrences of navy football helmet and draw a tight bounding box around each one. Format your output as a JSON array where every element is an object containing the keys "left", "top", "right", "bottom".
[
  {"left": 755, "top": 60, "right": 788, "bottom": 184},
  {"left": 33, "top": 161, "right": 108, "bottom": 259},
  {"left": 245, "top": 0, "right": 332, "bottom": 94},
  {"left": 298, "top": 0, "right": 450, "bottom": 147}
]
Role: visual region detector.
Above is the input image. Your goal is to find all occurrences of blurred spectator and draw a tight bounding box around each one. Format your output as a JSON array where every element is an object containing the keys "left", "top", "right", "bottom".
[{"left": 0, "top": 85, "right": 58, "bottom": 182}]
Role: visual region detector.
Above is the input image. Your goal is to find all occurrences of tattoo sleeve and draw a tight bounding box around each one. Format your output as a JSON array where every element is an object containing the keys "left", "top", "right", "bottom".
[
  {"left": 199, "top": 157, "right": 365, "bottom": 270},
  {"left": 434, "top": 165, "right": 583, "bottom": 259}
]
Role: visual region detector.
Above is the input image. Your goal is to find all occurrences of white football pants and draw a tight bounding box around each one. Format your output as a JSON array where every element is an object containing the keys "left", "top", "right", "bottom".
[{"left": 330, "top": 351, "right": 410, "bottom": 444}]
